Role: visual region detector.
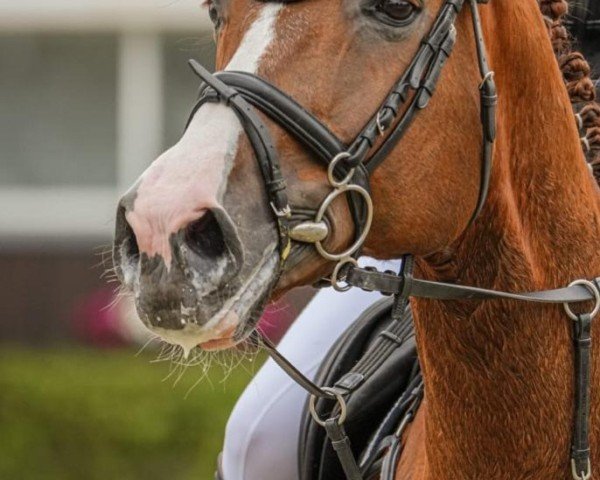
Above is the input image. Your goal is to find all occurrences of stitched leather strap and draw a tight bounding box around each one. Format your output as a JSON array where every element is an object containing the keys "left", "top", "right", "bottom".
[
  {"left": 204, "top": 71, "right": 344, "bottom": 165},
  {"left": 346, "top": 266, "right": 600, "bottom": 305},
  {"left": 572, "top": 314, "right": 593, "bottom": 480},
  {"left": 324, "top": 419, "right": 364, "bottom": 480},
  {"left": 187, "top": 0, "right": 495, "bottom": 271},
  {"left": 188, "top": 60, "right": 292, "bottom": 262},
  {"left": 469, "top": 0, "right": 497, "bottom": 220}
]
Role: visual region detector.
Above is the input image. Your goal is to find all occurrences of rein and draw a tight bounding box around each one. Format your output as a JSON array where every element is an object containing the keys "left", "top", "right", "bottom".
[{"left": 187, "top": 0, "right": 599, "bottom": 478}]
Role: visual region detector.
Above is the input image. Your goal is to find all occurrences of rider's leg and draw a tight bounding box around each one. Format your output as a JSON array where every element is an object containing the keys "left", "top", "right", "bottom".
[{"left": 221, "top": 259, "right": 400, "bottom": 480}]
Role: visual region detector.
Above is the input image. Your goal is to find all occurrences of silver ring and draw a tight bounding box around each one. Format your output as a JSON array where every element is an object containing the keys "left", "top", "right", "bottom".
[
  {"left": 563, "top": 279, "right": 600, "bottom": 321},
  {"left": 327, "top": 152, "right": 355, "bottom": 188},
  {"left": 308, "top": 387, "right": 348, "bottom": 427},
  {"left": 331, "top": 257, "right": 359, "bottom": 292},
  {"left": 314, "top": 185, "right": 374, "bottom": 262}
]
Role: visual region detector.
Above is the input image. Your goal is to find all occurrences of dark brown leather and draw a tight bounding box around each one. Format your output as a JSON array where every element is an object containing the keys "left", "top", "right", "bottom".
[
  {"left": 346, "top": 266, "right": 600, "bottom": 304},
  {"left": 298, "top": 300, "right": 419, "bottom": 480},
  {"left": 186, "top": 0, "right": 497, "bottom": 271},
  {"left": 572, "top": 313, "right": 593, "bottom": 479}
]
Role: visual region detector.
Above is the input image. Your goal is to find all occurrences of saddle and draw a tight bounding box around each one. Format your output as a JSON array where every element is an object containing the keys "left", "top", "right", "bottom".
[{"left": 298, "top": 298, "right": 422, "bottom": 480}]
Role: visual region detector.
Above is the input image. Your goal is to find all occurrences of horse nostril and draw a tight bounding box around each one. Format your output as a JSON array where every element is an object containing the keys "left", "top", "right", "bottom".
[
  {"left": 114, "top": 205, "right": 140, "bottom": 267},
  {"left": 124, "top": 219, "right": 140, "bottom": 261},
  {"left": 185, "top": 210, "right": 227, "bottom": 258}
]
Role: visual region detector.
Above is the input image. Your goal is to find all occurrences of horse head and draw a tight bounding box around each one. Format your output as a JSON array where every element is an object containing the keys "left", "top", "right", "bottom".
[{"left": 113, "top": 0, "right": 496, "bottom": 352}]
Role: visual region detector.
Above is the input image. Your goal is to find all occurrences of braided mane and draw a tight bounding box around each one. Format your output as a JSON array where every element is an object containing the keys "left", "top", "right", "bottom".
[{"left": 539, "top": 0, "right": 600, "bottom": 182}]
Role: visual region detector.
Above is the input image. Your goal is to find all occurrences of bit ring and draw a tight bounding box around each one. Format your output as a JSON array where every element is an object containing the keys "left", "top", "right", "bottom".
[{"left": 314, "top": 185, "right": 373, "bottom": 262}]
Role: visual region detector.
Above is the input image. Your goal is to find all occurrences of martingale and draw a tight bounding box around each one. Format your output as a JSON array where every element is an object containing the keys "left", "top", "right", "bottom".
[{"left": 186, "top": 1, "right": 599, "bottom": 479}]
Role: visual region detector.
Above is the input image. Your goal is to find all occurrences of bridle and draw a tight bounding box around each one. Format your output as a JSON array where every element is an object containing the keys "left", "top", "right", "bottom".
[
  {"left": 189, "top": 0, "right": 495, "bottom": 272},
  {"left": 187, "top": 1, "right": 599, "bottom": 478}
]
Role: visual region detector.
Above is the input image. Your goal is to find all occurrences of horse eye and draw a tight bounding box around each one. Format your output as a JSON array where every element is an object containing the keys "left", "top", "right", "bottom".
[
  {"left": 208, "top": 4, "right": 221, "bottom": 28},
  {"left": 377, "top": 0, "right": 418, "bottom": 23}
]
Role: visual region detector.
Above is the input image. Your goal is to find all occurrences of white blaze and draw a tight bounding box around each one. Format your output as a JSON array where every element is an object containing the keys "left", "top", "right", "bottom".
[
  {"left": 127, "top": 4, "right": 283, "bottom": 266},
  {"left": 225, "top": 4, "right": 283, "bottom": 72}
]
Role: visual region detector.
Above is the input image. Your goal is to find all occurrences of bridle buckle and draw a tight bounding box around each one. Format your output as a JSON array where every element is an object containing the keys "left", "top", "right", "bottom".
[
  {"left": 572, "top": 458, "right": 592, "bottom": 480},
  {"left": 270, "top": 202, "right": 292, "bottom": 219},
  {"left": 479, "top": 70, "right": 495, "bottom": 90}
]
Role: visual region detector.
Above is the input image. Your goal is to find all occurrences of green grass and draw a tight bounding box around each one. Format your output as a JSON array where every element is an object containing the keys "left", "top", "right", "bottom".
[{"left": 0, "top": 346, "right": 263, "bottom": 480}]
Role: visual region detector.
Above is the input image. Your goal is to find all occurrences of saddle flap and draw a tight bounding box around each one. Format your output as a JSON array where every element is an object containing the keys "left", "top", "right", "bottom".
[{"left": 298, "top": 299, "right": 419, "bottom": 480}]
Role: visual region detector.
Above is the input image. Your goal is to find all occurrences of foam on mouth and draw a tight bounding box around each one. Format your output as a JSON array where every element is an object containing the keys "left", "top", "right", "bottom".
[{"left": 151, "top": 311, "right": 239, "bottom": 358}]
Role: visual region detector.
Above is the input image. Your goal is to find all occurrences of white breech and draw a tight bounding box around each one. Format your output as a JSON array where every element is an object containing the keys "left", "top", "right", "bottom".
[{"left": 221, "top": 258, "right": 401, "bottom": 480}]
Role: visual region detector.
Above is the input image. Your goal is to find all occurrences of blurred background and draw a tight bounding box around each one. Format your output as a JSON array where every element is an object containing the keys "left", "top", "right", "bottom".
[
  {"left": 1, "top": 1, "right": 599, "bottom": 479},
  {"left": 0, "top": 1, "right": 307, "bottom": 478}
]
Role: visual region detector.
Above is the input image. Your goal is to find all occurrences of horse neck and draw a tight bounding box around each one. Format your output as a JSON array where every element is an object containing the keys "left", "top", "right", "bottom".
[{"left": 412, "top": 1, "right": 600, "bottom": 477}]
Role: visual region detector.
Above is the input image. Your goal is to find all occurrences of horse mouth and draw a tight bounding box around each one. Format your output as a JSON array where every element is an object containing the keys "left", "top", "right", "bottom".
[{"left": 121, "top": 245, "right": 280, "bottom": 354}]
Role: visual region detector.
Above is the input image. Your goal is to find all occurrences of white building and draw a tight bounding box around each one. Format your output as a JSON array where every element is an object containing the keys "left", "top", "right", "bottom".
[
  {"left": 0, "top": 0, "right": 214, "bottom": 244},
  {"left": 0, "top": 1, "right": 215, "bottom": 343}
]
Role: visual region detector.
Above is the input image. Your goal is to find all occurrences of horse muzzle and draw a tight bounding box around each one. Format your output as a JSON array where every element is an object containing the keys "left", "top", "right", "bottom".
[{"left": 113, "top": 201, "right": 245, "bottom": 332}]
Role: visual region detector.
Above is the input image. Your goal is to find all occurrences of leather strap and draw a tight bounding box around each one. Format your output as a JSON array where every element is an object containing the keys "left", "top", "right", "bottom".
[
  {"left": 571, "top": 314, "right": 593, "bottom": 480},
  {"left": 469, "top": 0, "right": 497, "bottom": 220},
  {"left": 378, "top": 380, "right": 424, "bottom": 480},
  {"left": 346, "top": 266, "right": 600, "bottom": 305},
  {"left": 205, "top": 71, "right": 344, "bottom": 165},
  {"left": 362, "top": 0, "right": 466, "bottom": 172},
  {"left": 186, "top": 0, "right": 496, "bottom": 271},
  {"left": 188, "top": 60, "right": 293, "bottom": 263},
  {"left": 323, "top": 419, "right": 364, "bottom": 480},
  {"left": 257, "top": 333, "right": 332, "bottom": 399},
  {"left": 359, "top": 372, "right": 423, "bottom": 473}
]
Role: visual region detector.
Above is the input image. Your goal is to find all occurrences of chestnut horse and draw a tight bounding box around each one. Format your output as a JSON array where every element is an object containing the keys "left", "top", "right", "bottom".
[{"left": 113, "top": 0, "right": 600, "bottom": 477}]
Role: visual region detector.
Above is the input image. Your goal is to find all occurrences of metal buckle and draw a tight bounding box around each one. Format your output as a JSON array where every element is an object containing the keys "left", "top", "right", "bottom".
[
  {"left": 479, "top": 71, "right": 495, "bottom": 90},
  {"left": 330, "top": 257, "right": 358, "bottom": 292},
  {"left": 571, "top": 458, "right": 592, "bottom": 480},
  {"left": 309, "top": 387, "right": 348, "bottom": 427},
  {"left": 563, "top": 279, "right": 600, "bottom": 321},
  {"left": 270, "top": 202, "right": 292, "bottom": 219}
]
